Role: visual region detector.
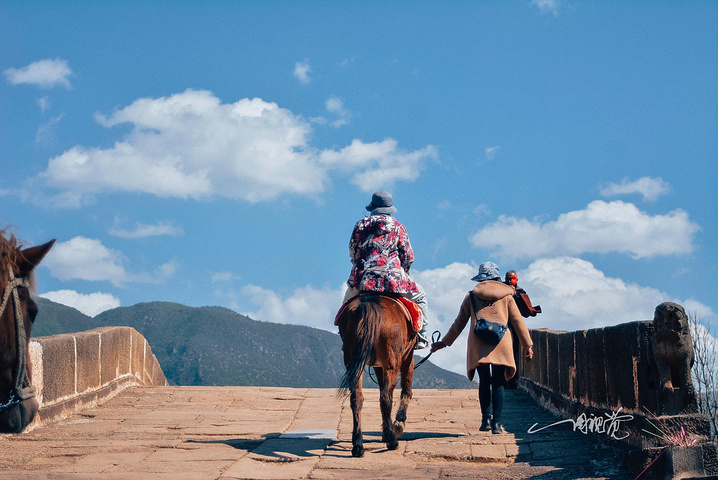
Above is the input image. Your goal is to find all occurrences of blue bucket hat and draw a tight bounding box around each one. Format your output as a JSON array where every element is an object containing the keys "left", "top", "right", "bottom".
[
  {"left": 365, "top": 190, "right": 397, "bottom": 215},
  {"left": 471, "top": 262, "right": 500, "bottom": 282}
]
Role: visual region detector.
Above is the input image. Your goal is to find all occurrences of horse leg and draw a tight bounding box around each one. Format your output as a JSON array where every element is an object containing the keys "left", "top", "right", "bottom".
[
  {"left": 379, "top": 367, "right": 400, "bottom": 450},
  {"left": 394, "top": 356, "right": 414, "bottom": 439},
  {"left": 350, "top": 373, "right": 365, "bottom": 458},
  {"left": 374, "top": 367, "right": 387, "bottom": 442}
]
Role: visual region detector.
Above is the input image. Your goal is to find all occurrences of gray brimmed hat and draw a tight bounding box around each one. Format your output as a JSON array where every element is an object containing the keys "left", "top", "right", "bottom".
[
  {"left": 471, "top": 262, "right": 501, "bottom": 282},
  {"left": 365, "top": 190, "right": 397, "bottom": 215}
]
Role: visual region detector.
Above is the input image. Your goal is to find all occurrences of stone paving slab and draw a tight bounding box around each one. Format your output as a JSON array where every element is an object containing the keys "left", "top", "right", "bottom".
[{"left": 0, "top": 386, "right": 632, "bottom": 479}]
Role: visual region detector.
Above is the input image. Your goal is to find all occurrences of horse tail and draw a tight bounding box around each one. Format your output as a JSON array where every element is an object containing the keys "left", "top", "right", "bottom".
[{"left": 337, "top": 295, "right": 382, "bottom": 397}]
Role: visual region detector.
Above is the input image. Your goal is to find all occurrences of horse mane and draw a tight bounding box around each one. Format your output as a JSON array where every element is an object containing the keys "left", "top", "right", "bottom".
[{"left": 0, "top": 226, "right": 35, "bottom": 291}]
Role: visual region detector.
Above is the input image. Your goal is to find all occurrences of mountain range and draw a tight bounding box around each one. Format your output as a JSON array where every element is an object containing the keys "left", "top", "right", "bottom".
[{"left": 34, "top": 298, "right": 473, "bottom": 389}]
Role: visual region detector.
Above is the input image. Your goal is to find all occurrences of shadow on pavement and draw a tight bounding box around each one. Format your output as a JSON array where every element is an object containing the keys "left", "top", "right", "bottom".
[
  {"left": 503, "top": 391, "right": 632, "bottom": 480},
  {"left": 189, "top": 432, "right": 336, "bottom": 460},
  {"left": 397, "top": 431, "right": 464, "bottom": 441},
  {"left": 184, "top": 435, "right": 275, "bottom": 451}
]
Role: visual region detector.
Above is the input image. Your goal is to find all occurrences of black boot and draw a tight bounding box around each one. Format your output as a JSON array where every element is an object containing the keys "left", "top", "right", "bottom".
[
  {"left": 491, "top": 418, "right": 505, "bottom": 435},
  {"left": 479, "top": 416, "right": 491, "bottom": 431}
]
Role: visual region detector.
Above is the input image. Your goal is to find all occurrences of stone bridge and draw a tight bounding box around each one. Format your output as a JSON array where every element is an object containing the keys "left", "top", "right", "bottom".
[{"left": 1, "top": 315, "right": 716, "bottom": 479}]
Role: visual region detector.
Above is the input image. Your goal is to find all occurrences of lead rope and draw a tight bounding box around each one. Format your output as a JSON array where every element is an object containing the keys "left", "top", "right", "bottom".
[{"left": 414, "top": 330, "right": 442, "bottom": 369}]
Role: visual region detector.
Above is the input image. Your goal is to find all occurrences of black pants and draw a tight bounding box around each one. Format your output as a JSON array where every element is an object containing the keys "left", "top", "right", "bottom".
[{"left": 477, "top": 364, "right": 506, "bottom": 422}]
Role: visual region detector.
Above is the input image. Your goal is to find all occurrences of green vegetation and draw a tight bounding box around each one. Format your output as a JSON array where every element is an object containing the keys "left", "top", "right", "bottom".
[
  {"left": 33, "top": 298, "right": 98, "bottom": 337},
  {"left": 34, "top": 299, "right": 473, "bottom": 389}
]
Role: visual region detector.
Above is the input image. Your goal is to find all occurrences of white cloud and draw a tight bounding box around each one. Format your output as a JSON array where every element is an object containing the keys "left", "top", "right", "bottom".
[
  {"left": 293, "top": 60, "right": 312, "bottom": 84},
  {"left": 35, "top": 114, "right": 65, "bottom": 146},
  {"left": 231, "top": 257, "right": 716, "bottom": 377},
  {"left": 320, "top": 138, "right": 438, "bottom": 192},
  {"left": 45, "top": 191, "right": 93, "bottom": 209},
  {"left": 109, "top": 219, "right": 184, "bottom": 239},
  {"left": 2, "top": 187, "right": 88, "bottom": 209},
  {"left": 473, "top": 204, "right": 492, "bottom": 218},
  {"left": 237, "top": 265, "right": 475, "bottom": 375},
  {"left": 4, "top": 58, "right": 72, "bottom": 89},
  {"left": 413, "top": 262, "right": 477, "bottom": 326},
  {"left": 241, "top": 283, "right": 345, "bottom": 331},
  {"left": 325, "top": 96, "right": 351, "bottom": 127},
  {"left": 683, "top": 299, "right": 718, "bottom": 326},
  {"left": 35, "top": 89, "right": 435, "bottom": 205},
  {"left": 37, "top": 96, "right": 51, "bottom": 112},
  {"left": 39, "top": 289, "right": 120, "bottom": 317},
  {"left": 470, "top": 200, "right": 701, "bottom": 260},
  {"left": 485, "top": 145, "right": 500, "bottom": 161},
  {"left": 531, "top": 0, "right": 560, "bottom": 16},
  {"left": 42, "top": 143, "right": 215, "bottom": 199},
  {"left": 211, "top": 271, "right": 235, "bottom": 284},
  {"left": 412, "top": 262, "right": 481, "bottom": 375},
  {"left": 599, "top": 176, "right": 671, "bottom": 202},
  {"left": 519, "top": 256, "right": 717, "bottom": 331},
  {"left": 42, "top": 236, "right": 177, "bottom": 287},
  {"left": 44, "top": 237, "right": 128, "bottom": 285},
  {"left": 157, "top": 259, "right": 179, "bottom": 279},
  {"left": 415, "top": 259, "right": 716, "bottom": 374},
  {"left": 339, "top": 57, "right": 356, "bottom": 68}
]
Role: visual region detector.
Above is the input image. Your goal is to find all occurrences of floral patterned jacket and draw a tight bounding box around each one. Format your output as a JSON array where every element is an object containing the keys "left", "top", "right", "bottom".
[{"left": 347, "top": 215, "right": 419, "bottom": 294}]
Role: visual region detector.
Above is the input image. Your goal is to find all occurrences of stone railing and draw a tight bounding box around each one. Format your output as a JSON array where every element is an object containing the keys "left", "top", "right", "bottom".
[
  {"left": 515, "top": 314, "right": 717, "bottom": 478},
  {"left": 27, "top": 326, "right": 167, "bottom": 430}
]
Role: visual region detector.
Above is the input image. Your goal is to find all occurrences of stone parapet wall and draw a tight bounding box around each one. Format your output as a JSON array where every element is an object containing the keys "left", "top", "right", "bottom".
[
  {"left": 516, "top": 321, "right": 717, "bottom": 477},
  {"left": 517, "top": 322, "right": 657, "bottom": 416},
  {"left": 27, "top": 327, "right": 167, "bottom": 430}
]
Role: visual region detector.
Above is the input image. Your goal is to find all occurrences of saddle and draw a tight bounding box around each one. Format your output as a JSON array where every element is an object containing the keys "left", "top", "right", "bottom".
[{"left": 334, "top": 292, "right": 421, "bottom": 333}]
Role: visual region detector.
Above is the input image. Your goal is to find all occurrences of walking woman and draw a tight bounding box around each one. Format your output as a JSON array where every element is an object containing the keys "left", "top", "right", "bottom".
[{"left": 430, "top": 262, "right": 533, "bottom": 434}]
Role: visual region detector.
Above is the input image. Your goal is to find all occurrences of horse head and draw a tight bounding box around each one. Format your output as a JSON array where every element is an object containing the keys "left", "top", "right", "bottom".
[{"left": 0, "top": 232, "right": 55, "bottom": 433}]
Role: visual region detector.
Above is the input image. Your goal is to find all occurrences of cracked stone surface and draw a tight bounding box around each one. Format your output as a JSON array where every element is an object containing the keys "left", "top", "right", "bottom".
[{"left": 0, "top": 386, "right": 632, "bottom": 479}]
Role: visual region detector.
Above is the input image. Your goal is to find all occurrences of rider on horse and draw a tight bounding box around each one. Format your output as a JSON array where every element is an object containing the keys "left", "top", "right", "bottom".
[{"left": 342, "top": 191, "right": 429, "bottom": 349}]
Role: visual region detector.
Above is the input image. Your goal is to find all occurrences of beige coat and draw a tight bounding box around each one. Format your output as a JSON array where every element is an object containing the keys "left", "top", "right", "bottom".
[{"left": 442, "top": 280, "right": 532, "bottom": 381}]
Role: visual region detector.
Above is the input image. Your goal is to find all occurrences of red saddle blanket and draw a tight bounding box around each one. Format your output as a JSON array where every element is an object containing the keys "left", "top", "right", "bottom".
[{"left": 334, "top": 294, "right": 421, "bottom": 333}]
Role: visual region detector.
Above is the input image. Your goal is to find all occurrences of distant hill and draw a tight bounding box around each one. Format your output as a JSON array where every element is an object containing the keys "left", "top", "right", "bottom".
[
  {"left": 33, "top": 297, "right": 99, "bottom": 336},
  {"left": 34, "top": 299, "right": 473, "bottom": 389}
]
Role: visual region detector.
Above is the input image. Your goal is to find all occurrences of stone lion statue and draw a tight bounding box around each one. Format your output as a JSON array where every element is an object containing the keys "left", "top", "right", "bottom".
[{"left": 652, "top": 302, "right": 695, "bottom": 397}]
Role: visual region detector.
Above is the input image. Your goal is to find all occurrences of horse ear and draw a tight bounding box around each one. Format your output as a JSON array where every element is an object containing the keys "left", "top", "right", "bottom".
[{"left": 18, "top": 239, "right": 56, "bottom": 276}]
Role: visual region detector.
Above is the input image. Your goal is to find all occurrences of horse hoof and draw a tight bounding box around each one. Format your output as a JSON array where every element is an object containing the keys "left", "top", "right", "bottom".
[
  {"left": 387, "top": 439, "right": 399, "bottom": 450},
  {"left": 393, "top": 421, "right": 405, "bottom": 438},
  {"left": 352, "top": 445, "right": 365, "bottom": 457}
]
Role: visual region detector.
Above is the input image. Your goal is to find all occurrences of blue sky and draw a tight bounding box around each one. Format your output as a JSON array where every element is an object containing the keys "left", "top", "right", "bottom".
[{"left": 2, "top": 1, "right": 717, "bottom": 374}]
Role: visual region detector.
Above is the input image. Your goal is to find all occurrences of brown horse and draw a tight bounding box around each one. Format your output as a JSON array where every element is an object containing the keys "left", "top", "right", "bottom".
[
  {"left": 337, "top": 293, "right": 416, "bottom": 457},
  {"left": 0, "top": 229, "right": 55, "bottom": 433}
]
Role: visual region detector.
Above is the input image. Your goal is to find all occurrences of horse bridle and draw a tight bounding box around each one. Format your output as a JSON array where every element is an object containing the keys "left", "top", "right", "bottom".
[{"left": 0, "top": 268, "right": 36, "bottom": 413}]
